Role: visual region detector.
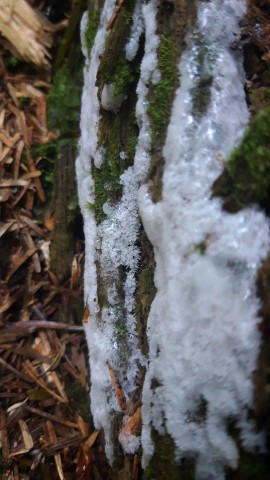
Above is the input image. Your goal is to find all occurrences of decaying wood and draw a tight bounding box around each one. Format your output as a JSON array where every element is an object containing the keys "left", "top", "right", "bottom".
[{"left": 0, "top": 0, "right": 53, "bottom": 67}]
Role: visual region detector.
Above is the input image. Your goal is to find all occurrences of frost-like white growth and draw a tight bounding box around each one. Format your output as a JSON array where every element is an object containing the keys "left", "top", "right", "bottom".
[
  {"left": 78, "top": 0, "right": 269, "bottom": 472},
  {"left": 125, "top": 0, "right": 144, "bottom": 61},
  {"left": 134, "top": 0, "right": 159, "bottom": 181},
  {"left": 76, "top": 3, "right": 116, "bottom": 458},
  {"left": 101, "top": 84, "right": 126, "bottom": 113},
  {"left": 119, "top": 430, "right": 141, "bottom": 454},
  {"left": 87, "top": 167, "right": 144, "bottom": 458},
  {"left": 77, "top": 0, "right": 117, "bottom": 319},
  {"left": 140, "top": 1, "right": 270, "bottom": 478},
  {"left": 97, "top": 166, "right": 144, "bottom": 388},
  {"left": 79, "top": 1, "right": 116, "bottom": 168}
]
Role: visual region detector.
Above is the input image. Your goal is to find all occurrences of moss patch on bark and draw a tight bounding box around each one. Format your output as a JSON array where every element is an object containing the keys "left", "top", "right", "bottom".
[
  {"left": 212, "top": 106, "right": 270, "bottom": 213},
  {"left": 147, "top": 0, "right": 197, "bottom": 202}
]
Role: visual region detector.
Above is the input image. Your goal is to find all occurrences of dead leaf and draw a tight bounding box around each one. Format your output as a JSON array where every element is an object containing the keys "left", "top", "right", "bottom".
[
  {"left": 76, "top": 444, "right": 93, "bottom": 480},
  {"left": 46, "top": 421, "right": 64, "bottom": 480},
  {"left": 82, "top": 304, "right": 90, "bottom": 324},
  {"left": 6, "top": 246, "right": 39, "bottom": 282},
  {"left": 84, "top": 430, "right": 100, "bottom": 449},
  {"left": 107, "top": 363, "right": 127, "bottom": 411},
  {"left": 19, "top": 419, "right": 34, "bottom": 451},
  {"left": 121, "top": 407, "right": 142, "bottom": 436}
]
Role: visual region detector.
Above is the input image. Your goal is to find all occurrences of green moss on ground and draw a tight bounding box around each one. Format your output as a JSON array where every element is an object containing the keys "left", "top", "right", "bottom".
[{"left": 212, "top": 106, "right": 270, "bottom": 212}]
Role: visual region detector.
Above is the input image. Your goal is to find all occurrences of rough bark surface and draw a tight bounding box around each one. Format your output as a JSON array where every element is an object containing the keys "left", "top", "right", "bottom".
[{"left": 84, "top": 0, "right": 270, "bottom": 478}]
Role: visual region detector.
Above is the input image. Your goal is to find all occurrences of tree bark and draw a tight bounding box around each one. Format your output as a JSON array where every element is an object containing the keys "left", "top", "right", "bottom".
[{"left": 81, "top": 0, "right": 270, "bottom": 478}]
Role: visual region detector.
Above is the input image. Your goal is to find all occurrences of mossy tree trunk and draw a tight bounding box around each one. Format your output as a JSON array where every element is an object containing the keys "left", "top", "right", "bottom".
[
  {"left": 82, "top": 0, "right": 270, "bottom": 479},
  {"left": 83, "top": 1, "right": 197, "bottom": 479},
  {"left": 49, "top": 3, "right": 86, "bottom": 322}
]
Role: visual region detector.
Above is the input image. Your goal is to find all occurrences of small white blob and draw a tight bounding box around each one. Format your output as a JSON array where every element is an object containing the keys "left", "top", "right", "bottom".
[{"left": 101, "top": 84, "right": 126, "bottom": 114}]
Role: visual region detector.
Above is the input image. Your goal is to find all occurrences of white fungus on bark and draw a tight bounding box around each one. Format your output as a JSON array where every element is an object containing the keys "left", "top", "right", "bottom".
[
  {"left": 77, "top": 0, "right": 145, "bottom": 460},
  {"left": 139, "top": 1, "right": 270, "bottom": 478},
  {"left": 134, "top": 0, "right": 159, "bottom": 181},
  {"left": 77, "top": 0, "right": 270, "bottom": 475}
]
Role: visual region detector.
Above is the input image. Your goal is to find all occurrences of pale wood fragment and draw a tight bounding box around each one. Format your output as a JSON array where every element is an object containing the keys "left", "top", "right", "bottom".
[{"left": 0, "top": 0, "right": 53, "bottom": 67}]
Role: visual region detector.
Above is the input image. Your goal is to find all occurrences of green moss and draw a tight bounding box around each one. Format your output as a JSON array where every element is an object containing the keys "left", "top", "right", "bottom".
[
  {"left": 86, "top": 201, "right": 95, "bottom": 212},
  {"left": 90, "top": 0, "right": 141, "bottom": 224},
  {"left": 47, "top": 63, "right": 83, "bottom": 134},
  {"left": 111, "top": 58, "right": 134, "bottom": 96},
  {"left": 102, "top": 6, "right": 136, "bottom": 97},
  {"left": 4, "top": 54, "right": 19, "bottom": 68},
  {"left": 212, "top": 106, "right": 270, "bottom": 212},
  {"left": 148, "top": 35, "right": 178, "bottom": 139},
  {"left": 146, "top": 33, "right": 179, "bottom": 202},
  {"left": 249, "top": 86, "right": 270, "bottom": 114},
  {"left": 193, "top": 235, "right": 212, "bottom": 255},
  {"left": 194, "top": 241, "right": 207, "bottom": 255},
  {"left": 113, "top": 305, "right": 128, "bottom": 344},
  {"left": 98, "top": 2, "right": 134, "bottom": 76},
  {"left": 92, "top": 105, "right": 138, "bottom": 224},
  {"left": 191, "top": 41, "right": 214, "bottom": 119},
  {"left": 136, "top": 267, "right": 155, "bottom": 315},
  {"left": 85, "top": 10, "right": 100, "bottom": 55},
  {"left": 112, "top": 303, "right": 129, "bottom": 364},
  {"left": 31, "top": 48, "right": 82, "bottom": 206},
  {"left": 65, "top": 382, "right": 91, "bottom": 423},
  {"left": 68, "top": 195, "right": 79, "bottom": 212},
  {"left": 143, "top": 432, "right": 195, "bottom": 480},
  {"left": 97, "top": 2, "right": 136, "bottom": 97}
]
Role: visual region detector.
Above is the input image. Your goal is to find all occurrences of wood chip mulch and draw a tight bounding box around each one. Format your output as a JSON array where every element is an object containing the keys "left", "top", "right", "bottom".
[{"left": 0, "top": 54, "right": 97, "bottom": 480}]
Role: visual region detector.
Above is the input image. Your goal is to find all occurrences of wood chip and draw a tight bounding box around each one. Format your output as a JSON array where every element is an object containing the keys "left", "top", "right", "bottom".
[
  {"left": 6, "top": 246, "right": 39, "bottom": 282},
  {"left": 0, "top": 130, "right": 20, "bottom": 148},
  {"left": 132, "top": 454, "right": 139, "bottom": 480},
  {"left": 25, "top": 149, "right": 46, "bottom": 202},
  {"left": 13, "top": 139, "right": 24, "bottom": 180},
  {"left": 84, "top": 430, "right": 100, "bottom": 449},
  {"left": 107, "top": 363, "right": 127, "bottom": 411},
  {"left": 19, "top": 419, "right": 34, "bottom": 451},
  {"left": 25, "top": 406, "right": 79, "bottom": 429},
  {"left": 0, "top": 408, "right": 9, "bottom": 457},
  {"left": 121, "top": 407, "right": 142, "bottom": 436},
  {"left": 76, "top": 444, "right": 93, "bottom": 480},
  {"left": 0, "top": 145, "right": 11, "bottom": 163},
  {"left": 23, "top": 360, "right": 66, "bottom": 403},
  {"left": 0, "top": 178, "right": 29, "bottom": 187}
]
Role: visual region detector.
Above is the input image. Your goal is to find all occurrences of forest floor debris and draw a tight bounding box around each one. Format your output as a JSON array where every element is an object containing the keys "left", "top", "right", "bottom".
[{"left": 0, "top": 4, "right": 99, "bottom": 477}]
